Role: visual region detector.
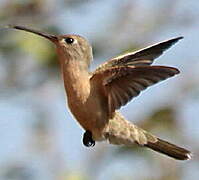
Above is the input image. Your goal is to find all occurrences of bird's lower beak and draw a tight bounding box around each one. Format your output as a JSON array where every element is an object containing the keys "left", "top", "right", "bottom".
[{"left": 7, "top": 25, "right": 58, "bottom": 43}]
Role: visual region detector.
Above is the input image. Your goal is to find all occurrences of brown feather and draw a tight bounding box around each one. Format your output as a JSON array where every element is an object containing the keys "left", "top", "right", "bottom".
[
  {"left": 103, "top": 66, "right": 179, "bottom": 115},
  {"left": 145, "top": 138, "right": 192, "bottom": 160},
  {"left": 94, "top": 37, "right": 183, "bottom": 72}
]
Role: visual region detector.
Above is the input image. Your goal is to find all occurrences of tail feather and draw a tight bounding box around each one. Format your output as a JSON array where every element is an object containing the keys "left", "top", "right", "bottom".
[
  {"left": 106, "top": 112, "right": 192, "bottom": 160},
  {"left": 144, "top": 138, "right": 192, "bottom": 160}
]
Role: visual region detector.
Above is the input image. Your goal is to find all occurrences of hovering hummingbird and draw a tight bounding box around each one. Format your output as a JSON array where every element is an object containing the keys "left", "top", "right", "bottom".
[{"left": 8, "top": 25, "right": 191, "bottom": 160}]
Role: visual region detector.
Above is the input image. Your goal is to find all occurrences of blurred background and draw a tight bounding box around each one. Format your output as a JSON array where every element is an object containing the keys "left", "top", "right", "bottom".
[{"left": 0, "top": 0, "right": 199, "bottom": 179}]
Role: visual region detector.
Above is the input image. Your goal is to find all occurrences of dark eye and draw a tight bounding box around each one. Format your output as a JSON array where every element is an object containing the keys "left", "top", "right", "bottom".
[{"left": 64, "top": 37, "right": 74, "bottom": 44}]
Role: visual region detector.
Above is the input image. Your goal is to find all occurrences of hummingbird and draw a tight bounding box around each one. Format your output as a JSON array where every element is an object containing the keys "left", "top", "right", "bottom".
[{"left": 8, "top": 25, "right": 191, "bottom": 160}]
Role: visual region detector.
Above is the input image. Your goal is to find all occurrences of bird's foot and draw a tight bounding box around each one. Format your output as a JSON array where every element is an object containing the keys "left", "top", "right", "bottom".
[{"left": 83, "top": 130, "right": 95, "bottom": 147}]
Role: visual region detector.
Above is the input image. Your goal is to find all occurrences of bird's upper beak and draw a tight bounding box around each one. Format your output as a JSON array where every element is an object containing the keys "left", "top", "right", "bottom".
[{"left": 7, "top": 25, "right": 58, "bottom": 43}]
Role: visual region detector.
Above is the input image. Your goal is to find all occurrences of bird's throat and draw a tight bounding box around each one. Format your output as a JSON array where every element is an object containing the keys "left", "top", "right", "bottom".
[{"left": 61, "top": 58, "right": 91, "bottom": 105}]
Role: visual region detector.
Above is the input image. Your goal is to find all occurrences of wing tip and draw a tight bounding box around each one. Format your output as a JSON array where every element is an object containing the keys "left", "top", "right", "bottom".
[
  {"left": 169, "top": 36, "right": 184, "bottom": 44},
  {"left": 156, "top": 66, "right": 180, "bottom": 75},
  {"left": 172, "top": 67, "right": 180, "bottom": 75},
  {"left": 176, "top": 36, "right": 184, "bottom": 40},
  {"left": 163, "top": 66, "right": 180, "bottom": 76}
]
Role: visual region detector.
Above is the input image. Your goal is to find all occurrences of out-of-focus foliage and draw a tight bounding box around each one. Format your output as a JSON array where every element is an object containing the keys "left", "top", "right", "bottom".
[{"left": 0, "top": 0, "right": 199, "bottom": 180}]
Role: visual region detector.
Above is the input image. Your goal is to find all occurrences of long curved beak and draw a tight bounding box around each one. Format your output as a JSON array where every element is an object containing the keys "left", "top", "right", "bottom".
[{"left": 7, "top": 25, "right": 58, "bottom": 43}]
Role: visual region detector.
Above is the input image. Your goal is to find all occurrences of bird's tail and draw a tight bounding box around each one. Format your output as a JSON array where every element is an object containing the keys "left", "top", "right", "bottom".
[
  {"left": 105, "top": 112, "right": 192, "bottom": 160},
  {"left": 144, "top": 137, "right": 192, "bottom": 160}
]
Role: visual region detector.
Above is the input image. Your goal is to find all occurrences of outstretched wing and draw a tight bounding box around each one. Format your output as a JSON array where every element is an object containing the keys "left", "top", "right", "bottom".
[
  {"left": 94, "top": 37, "right": 183, "bottom": 73},
  {"left": 91, "top": 66, "right": 179, "bottom": 116}
]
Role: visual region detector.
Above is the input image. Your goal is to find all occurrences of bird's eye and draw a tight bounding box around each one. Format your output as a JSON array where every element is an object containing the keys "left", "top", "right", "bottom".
[{"left": 64, "top": 37, "right": 74, "bottom": 44}]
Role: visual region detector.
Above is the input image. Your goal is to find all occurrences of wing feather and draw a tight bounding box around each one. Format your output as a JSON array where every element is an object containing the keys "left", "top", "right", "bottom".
[
  {"left": 96, "top": 66, "right": 180, "bottom": 115},
  {"left": 94, "top": 37, "right": 183, "bottom": 73}
]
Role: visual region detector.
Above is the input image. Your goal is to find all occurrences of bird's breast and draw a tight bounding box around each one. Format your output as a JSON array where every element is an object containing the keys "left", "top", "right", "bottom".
[
  {"left": 66, "top": 81, "right": 109, "bottom": 141},
  {"left": 60, "top": 60, "right": 109, "bottom": 139}
]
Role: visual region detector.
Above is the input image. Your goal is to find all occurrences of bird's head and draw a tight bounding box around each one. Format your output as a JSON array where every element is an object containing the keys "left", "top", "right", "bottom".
[{"left": 8, "top": 25, "right": 93, "bottom": 69}]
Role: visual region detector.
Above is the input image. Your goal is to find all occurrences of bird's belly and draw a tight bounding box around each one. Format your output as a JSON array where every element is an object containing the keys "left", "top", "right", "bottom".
[{"left": 67, "top": 95, "right": 109, "bottom": 138}]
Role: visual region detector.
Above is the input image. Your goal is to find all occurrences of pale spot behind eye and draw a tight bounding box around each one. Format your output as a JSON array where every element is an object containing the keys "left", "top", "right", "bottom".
[{"left": 73, "top": 39, "right": 78, "bottom": 44}]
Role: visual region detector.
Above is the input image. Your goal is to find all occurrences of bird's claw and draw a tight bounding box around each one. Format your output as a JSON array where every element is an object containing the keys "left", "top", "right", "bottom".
[{"left": 83, "top": 130, "right": 95, "bottom": 147}]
